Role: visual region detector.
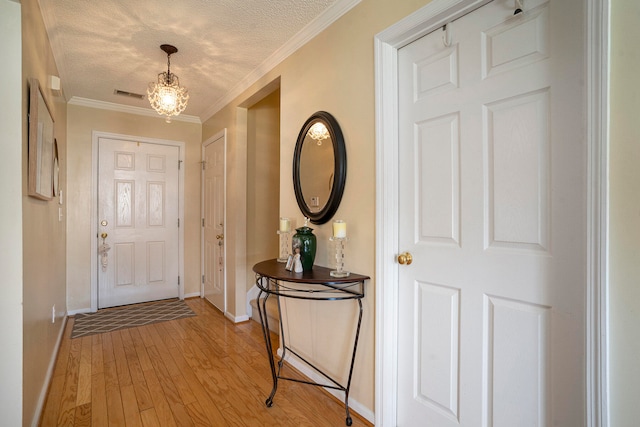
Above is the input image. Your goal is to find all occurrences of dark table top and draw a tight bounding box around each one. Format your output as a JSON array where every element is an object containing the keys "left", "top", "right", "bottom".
[{"left": 253, "top": 259, "right": 370, "bottom": 285}]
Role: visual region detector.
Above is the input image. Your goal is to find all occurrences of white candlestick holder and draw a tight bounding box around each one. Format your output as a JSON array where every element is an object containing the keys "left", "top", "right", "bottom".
[
  {"left": 277, "top": 230, "right": 291, "bottom": 262},
  {"left": 329, "top": 236, "right": 350, "bottom": 278}
]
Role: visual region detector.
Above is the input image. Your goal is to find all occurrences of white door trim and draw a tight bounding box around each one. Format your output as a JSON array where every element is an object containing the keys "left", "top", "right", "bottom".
[
  {"left": 585, "top": 1, "right": 610, "bottom": 425},
  {"left": 201, "top": 129, "right": 228, "bottom": 310},
  {"left": 373, "top": 1, "right": 610, "bottom": 425},
  {"left": 90, "top": 131, "right": 186, "bottom": 312}
]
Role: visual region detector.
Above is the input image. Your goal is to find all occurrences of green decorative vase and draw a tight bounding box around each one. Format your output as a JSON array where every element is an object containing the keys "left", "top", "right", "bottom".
[{"left": 292, "top": 226, "right": 317, "bottom": 271}]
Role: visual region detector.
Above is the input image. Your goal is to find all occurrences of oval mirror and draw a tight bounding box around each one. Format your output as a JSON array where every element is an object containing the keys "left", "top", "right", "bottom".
[{"left": 293, "top": 111, "right": 346, "bottom": 225}]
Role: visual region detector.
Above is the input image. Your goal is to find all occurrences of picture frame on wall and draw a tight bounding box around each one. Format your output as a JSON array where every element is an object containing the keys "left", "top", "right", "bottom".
[{"left": 28, "top": 78, "right": 55, "bottom": 200}]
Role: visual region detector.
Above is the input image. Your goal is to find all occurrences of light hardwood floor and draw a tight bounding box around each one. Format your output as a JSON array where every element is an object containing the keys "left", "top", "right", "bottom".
[{"left": 39, "top": 298, "right": 373, "bottom": 426}]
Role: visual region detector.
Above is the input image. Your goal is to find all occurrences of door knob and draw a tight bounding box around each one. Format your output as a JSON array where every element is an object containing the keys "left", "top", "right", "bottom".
[
  {"left": 397, "top": 252, "right": 413, "bottom": 265},
  {"left": 216, "top": 234, "right": 224, "bottom": 240}
]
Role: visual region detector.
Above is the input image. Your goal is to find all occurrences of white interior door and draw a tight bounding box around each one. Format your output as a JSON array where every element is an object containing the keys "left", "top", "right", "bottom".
[
  {"left": 202, "top": 134, "right": 226, "bottom": 312},
  {"left": 397, "top": 0, "right": 585, "bottom": 425},
  {"left": 98, "top": 138, "right": 180, "bottom": 308}
]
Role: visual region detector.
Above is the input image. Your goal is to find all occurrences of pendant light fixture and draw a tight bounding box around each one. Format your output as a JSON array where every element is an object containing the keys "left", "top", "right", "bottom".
[
  {"left": 307, "top": 121, "right": 330, "bottom": 145},
  {"left": 147, "top": 44, "right": 189, "bottom": 123}
]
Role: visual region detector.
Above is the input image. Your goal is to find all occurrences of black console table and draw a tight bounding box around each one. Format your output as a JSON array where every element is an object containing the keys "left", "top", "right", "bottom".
[{"left": 253, "top": 259, "right": 370, "bottom": 426}]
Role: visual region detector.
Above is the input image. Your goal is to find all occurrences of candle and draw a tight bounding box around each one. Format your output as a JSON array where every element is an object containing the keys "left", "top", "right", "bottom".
[
  {"left": 279, "top": 217, "right": 290, "bottom": 233},
  {"left": 333, "top": 220, "right": 347, "bottom": 238}
]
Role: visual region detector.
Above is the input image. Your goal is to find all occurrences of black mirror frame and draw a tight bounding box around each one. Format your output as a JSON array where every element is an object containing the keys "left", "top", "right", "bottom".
[{"left": 293, "top": 111, "right": 347, "bottom": 225}]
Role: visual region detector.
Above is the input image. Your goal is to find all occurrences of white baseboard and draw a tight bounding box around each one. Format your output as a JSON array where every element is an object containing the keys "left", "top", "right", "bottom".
[
  {"left": 67, "top": 307, "right": 92, "bottom": 316},
  {"left": 183, "top": 292, "right": 201, "bottom": 299},
  {"left": 32, "top": 316, "right": 68, "bottom": 427},
  {"left": 276, "top": 348, "right": 375, "bottom": 424},
  {"left": 225, "top": 312, "right": 250, "bottom": 323}
]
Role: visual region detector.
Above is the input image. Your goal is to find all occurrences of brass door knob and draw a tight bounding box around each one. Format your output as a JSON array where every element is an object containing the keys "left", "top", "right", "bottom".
[
  {"left": 216, "top": 234, "right": 224, "bottom": 240},
  {"left": 101, "top": 233, "right": 108, "bottom": 239},
  {"left": 397, "top": 252, "right": 413, "bottom": 265}
]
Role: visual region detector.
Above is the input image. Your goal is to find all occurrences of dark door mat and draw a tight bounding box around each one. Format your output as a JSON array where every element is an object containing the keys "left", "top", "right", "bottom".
[{"left": 71, "top": 299, "right": 196, "bottom": 339}]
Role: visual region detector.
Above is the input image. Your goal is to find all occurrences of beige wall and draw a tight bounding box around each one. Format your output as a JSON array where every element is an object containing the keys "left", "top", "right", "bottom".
[
  {"left": 21, "top": 0, "right": 68, "bottom": 425},
  {"left": 609, "top": 0, "right": 640, "bottom": 424},
  {"left": 202, "top": 0, "right": 432, "bottom": 414},
  {"left": 246, "top": 89, "right": 281, "bottom": 291},
  {"left": 1, "top": 1, "right": 24, "bottom": 425},
  {"left": 66, "top": 106, "right": 202, "bottom": 312}
]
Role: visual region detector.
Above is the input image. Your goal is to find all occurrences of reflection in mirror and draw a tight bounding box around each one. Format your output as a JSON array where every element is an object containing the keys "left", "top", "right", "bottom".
[
  {"left": 307, "top": 121, "right": 330, "bottom": 142},
  {"left": 293, "top": 111, "right": 346, "bottom": 224},
  {"left": 299, "top": 129, "right": 334, "bottom": 212}
]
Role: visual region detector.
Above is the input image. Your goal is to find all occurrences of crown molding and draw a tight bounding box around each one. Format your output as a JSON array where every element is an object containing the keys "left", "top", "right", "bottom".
[
  {"left": 201, "top": 0, "right": 362, "bottom": 122},
  {"left": 68, "top": 97, "right": 202, "bottom": 124}
]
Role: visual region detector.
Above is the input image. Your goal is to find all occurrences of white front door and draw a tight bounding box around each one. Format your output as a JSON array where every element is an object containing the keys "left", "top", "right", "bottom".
[
  {"left": 97, "top": 138, "right": 180, "bottom": 308},
  {"left": 202, "top": 134, "right": 226, "bottom": 312},
  {"left": 397, "top": 0, "right": 585, "bottom": 425}
]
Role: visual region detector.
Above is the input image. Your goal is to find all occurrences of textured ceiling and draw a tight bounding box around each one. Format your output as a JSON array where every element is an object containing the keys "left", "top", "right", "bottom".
[{"left": 38, "top": 0, "right": 343, "bottom": 121}]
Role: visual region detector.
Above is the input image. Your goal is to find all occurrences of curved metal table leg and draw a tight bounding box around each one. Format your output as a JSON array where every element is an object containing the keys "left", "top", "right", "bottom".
[
  {"left": 343, "top": 298, "right": 362, "bottom": 426},
  {"left": 256, "top": 280, "right": 278, "bottom": 407}
]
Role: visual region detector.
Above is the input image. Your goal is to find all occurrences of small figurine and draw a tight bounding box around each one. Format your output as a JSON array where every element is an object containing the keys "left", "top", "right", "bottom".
[{"left": 293, "top": 247, "right": 303, "bottom": 273}]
